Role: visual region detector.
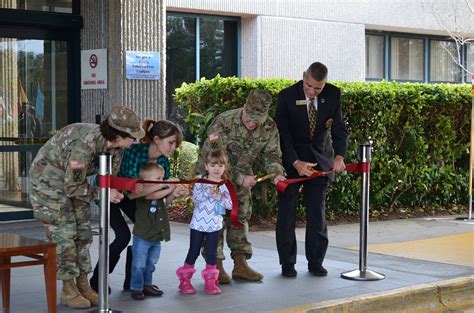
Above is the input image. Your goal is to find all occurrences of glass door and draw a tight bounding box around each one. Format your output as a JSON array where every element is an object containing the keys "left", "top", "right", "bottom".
[{"left": 0, "top": 37, "right": 71, "bottom": 220}]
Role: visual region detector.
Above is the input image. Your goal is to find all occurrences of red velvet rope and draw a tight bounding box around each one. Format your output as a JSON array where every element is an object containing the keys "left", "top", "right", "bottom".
[
  {"left": 98, "top": 175, "right": 111, "bottom": 188},
  {"left": 97, "top": 175, "right": 242, "bottom": 227},
  {"left": 275, "top": 161, "right": 370, "bottom": 193},
  {"left": 97, "top": 161, "right": 368, "bottom": 228}
]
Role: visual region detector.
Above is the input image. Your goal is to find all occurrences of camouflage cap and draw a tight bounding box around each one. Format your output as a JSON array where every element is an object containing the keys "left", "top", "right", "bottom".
[
  {"left": 243, "top": 89, "right": 272, "bottom": 124},
  {"left": 106, "top": 106, "right": 145, "bottom": 139}
]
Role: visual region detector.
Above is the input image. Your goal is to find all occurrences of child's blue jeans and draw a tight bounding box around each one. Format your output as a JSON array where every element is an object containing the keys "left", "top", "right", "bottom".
[{"left": 130, "top": 235, "right": 161, "bottom": 291}]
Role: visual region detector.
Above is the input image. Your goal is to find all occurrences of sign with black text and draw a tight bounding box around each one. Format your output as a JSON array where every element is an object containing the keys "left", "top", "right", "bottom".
[{"left": 125, "top": 51, "right": 160, "bottom": 80}]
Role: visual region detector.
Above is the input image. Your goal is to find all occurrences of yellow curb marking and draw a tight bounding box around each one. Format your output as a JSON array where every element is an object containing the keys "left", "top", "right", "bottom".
[{"left": 349, "top": 231, "right": 474, "bottom": 267}]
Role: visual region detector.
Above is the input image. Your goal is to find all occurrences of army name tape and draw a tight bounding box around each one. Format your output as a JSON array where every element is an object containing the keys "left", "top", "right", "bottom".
[
  {"left": 275, "top": 161, "right": 370, "bottom": 193},
  {"left": 98, "top": 176, "right": 242, "bottom": 228}
]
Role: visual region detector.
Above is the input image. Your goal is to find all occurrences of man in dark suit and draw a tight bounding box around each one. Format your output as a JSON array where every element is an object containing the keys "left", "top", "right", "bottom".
[{"left": 275, "top": 62, "right": 349, "bottom": 277}]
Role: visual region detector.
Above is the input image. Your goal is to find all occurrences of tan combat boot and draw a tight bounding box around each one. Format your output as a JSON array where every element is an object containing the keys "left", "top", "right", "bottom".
[
  {"left": 232, "top": 254, "right": 264, "bottom": 281},
  {"left": 76, "top": 273, "right": 99, "bottom": 306},
  {"left": 216, "top": 259, "right": 232, "bottom": 284},
  {"left": 60, "top": 279, "right": 91, "bottom": 309}
]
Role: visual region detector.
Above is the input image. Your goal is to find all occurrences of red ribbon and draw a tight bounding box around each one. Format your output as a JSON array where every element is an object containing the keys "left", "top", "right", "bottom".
[
  {"left": 97, "top": 175, "right": 242, "bottom": 228},
  {"left": 224, "top": 180, "right": 243, "bottom": 228},
  {"left": 275, "top": 161, "right": 370, "bottom": 193}
]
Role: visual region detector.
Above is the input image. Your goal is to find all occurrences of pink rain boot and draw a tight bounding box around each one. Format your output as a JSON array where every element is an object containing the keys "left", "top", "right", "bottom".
[
  {"left": 201, "top": 264, "right": 221, "bottom": 295},
  {"left": 176, "top": 263, "right": 196, "bottom": 294}
]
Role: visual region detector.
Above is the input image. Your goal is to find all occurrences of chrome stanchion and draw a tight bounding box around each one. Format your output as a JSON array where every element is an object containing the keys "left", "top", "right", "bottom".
[
  {"left": 89, "top": 153, "right": 121, "bottom": 313},
  {"left": 341, "top": 144, "right": 385, "bottom": 281},
  {"left": 470, "top": 94, "right": 474, "bottom": 221},
  {"left": 462, "top": 100, "right": 474, "bottom": 221}
]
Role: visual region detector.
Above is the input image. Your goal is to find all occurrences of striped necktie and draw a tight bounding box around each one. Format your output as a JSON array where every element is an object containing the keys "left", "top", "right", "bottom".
[{"left": 308, "top": 98, "right": 317, "bottom": 138}]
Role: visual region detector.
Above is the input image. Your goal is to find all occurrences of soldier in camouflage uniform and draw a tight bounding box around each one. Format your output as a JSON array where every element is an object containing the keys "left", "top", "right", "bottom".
[
  {"left": 198, "top": 89, "right": 286, "bottom": 283},
  {"left": 29, "top": 106, "right": 145, "bottom": 309}
]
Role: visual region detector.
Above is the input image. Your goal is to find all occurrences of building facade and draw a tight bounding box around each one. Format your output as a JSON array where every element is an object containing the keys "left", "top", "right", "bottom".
[
  {"left": 167, "top": 0, "right": 474, "bottom": 83},
  {"left": 0, "top": 0, "right": 472, "bottom": 219}
]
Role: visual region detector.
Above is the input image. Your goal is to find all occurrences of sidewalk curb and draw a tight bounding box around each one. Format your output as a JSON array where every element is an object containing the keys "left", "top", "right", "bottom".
[{"left": 276, "top": 275, "right": 474, "bottom": 313}]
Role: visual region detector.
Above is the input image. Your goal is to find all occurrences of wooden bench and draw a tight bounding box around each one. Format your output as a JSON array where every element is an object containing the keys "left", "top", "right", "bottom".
[{"left": 0, "top": 233, "right": 56, "bottom": 313}]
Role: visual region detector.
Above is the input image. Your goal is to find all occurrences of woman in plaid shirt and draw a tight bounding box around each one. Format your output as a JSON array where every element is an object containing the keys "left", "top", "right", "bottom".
[{"left": 90, "top": 119, "right": 184, "bottom": 294}]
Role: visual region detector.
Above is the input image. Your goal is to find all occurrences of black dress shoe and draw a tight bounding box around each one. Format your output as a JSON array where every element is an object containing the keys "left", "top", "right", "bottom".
[
  {"left": 143, "top": 284, "right": 164, "bottom": 296},
  {"left": 281, "top": 264, "right": 297, "bottom": 277},
  {"left": 131, "top": 290, "right": 145, "bottom": 300},
  {"left": 308, "top": 264, "right": 328, "bottom": 276}
]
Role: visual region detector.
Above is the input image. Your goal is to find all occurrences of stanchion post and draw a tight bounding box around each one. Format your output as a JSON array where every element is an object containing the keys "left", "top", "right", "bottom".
[
  {"left": 458, "top": 75, "right": 474, "bottom": 222},
  {"left": 89, "top": 153, "right": 121, "bottom": 313},
  {"left": 469, "top": 84, "right": 474, "bottom": 221},
  {"left": 341, "top": 143, "right": 385, "bottom": 281}
]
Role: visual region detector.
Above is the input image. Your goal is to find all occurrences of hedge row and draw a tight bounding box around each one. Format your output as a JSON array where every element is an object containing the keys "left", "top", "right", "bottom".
[{"left": 174, "top": 76, "right": 472, "bottom": 218}]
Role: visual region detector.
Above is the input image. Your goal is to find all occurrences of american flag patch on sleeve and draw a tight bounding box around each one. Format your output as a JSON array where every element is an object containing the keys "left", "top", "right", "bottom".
[
  {"left": 208, "top": 133, "right": 219, "bottom": 141},
  {"left": 71, "top": 160, "right": 85, "bottom": 168}
]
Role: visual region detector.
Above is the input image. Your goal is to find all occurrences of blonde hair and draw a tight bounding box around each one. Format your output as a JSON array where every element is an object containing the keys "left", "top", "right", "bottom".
[{"left": 139, "top": 163, "right": 164, "bottom": 180}]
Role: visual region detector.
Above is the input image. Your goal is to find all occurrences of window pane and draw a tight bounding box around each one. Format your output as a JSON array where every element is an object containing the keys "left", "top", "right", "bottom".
[
  {"left": 366, "top": 35, "right": 384, "bottom": 79},
  {"left": 200, "top": 18, "right": 238, "bottom": 79},
  {"left": 0, "top": 0, "right": 73, "bottom": 13},
  {"left": 166, "top": 16, "right": 196, "bottom": 118},
  {"left": 0, "top": 38, "right": 69, "bottom": 207},
  {"left": 467, "top": 43, "right": 473, "bottom": 83},
  {"left": 429, "top": 40, "right": 462, "bottom": 82},
  {"left": 390, "top": 37, "right": 424, "bottom": 81}
]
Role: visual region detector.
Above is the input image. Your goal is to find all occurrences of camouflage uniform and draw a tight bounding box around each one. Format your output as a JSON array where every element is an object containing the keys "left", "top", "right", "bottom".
[
  {"left": 30, "top": 124, "right": 121, "bottom": 279},
  {"left": 29, "top": 107, "right": 144, "bottom": 281},
  {"left": 199, "top": 89, "right": 285, "bottom": 260}
]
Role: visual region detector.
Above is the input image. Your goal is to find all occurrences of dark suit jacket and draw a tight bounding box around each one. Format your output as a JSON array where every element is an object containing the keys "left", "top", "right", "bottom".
[{"left": 275, "top": 80, "right": 349, "bottom": 179}]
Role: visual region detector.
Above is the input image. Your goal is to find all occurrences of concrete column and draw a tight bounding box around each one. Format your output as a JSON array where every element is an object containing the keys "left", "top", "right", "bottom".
[
  {"left": 0, "top": 38, "right": 19, "bottom": 191},
  {"left": 80, "top": 0, "right": 166, "bottom": 123},
  {"left": 241, "top": 16, "right": 261, "bottom": 78}
]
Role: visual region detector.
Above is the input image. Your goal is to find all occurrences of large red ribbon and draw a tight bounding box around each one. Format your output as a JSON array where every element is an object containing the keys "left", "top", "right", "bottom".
[
  {"left": 98, "top": 175, "right": 243, "bottom": 227},
  {"left": 275, "top": 161, "right": 370, "bottom": 193},
  {"left": 224, "top": 180, "right": 242, "bottom": 228}
]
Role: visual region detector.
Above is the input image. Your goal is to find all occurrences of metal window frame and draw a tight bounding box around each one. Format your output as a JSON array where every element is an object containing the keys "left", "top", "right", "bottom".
[
  {"left": 365, "top": 33, "right": 386, "bottom": 81},
  {"left": 167, "top": 11, "right": 241, "bottom": 80},
  {"left": 366, "top": 30, "right": 468, "bottom": 84},
  {"left": 428, "top": 38, "right": 464, "bottom": 84},
  {"left": 0, "top": 7, "right": 82, "bottom": 123}
]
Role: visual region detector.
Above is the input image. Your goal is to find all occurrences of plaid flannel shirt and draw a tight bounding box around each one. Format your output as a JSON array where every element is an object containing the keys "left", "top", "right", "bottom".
[{"left": 118, "top": 143, "right": 170, "bottom": 179}]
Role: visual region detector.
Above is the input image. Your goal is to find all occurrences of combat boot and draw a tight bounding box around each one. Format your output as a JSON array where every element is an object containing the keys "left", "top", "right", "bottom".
[
  {"left": 76, "top": 273, "right": 99, "bottom": 306},
  {"left": 216, "top": 259, "right": 231, "bottom": 284},
  {"left": 232, "top": 254, "right": 264, "bottom": 281},
  {"left": 60, "top": 279, "right": 91, "bottom": 309}
]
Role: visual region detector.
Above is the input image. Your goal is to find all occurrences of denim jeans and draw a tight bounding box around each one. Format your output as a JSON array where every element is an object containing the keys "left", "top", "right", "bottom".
[{"left": 130, "top": 235, "right": 161, "bottom": 291}]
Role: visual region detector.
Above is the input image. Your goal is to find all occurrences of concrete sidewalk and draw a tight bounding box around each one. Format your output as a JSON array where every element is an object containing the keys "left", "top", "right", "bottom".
[{"left": 0, "top": 215, "right": 473, "bottom": 313}]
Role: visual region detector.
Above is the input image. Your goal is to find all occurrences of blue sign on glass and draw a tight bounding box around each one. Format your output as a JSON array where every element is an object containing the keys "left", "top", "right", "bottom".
[{"left": 125, "top": 51, "right": 161, "bottom": 80}]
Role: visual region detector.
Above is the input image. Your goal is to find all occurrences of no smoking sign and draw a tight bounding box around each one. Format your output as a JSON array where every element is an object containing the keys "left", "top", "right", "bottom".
[
  {"left": 89, "top": 54, "right": 98, "bottom": 68},
  {"left": 81, "top": 49, "right": 107, "bottom": 90}
]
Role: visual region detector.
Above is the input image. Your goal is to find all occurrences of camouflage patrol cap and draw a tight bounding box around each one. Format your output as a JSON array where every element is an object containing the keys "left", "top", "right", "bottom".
[
  {"left": 106, "top": 106, "right": 145, "bottom": 139},
  {"left": 243, "top": 89, "right": 272, "bottom": 124}
]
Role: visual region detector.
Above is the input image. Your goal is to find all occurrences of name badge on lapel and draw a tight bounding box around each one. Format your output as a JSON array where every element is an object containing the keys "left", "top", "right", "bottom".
[{"left": 295, "top": 100, "right": 306, "bottom": 106}]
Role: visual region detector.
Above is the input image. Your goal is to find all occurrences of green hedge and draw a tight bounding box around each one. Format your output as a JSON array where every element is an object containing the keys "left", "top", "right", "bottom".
[{"left": 174, "top": 76, "right": 471, "bottom": 218}]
